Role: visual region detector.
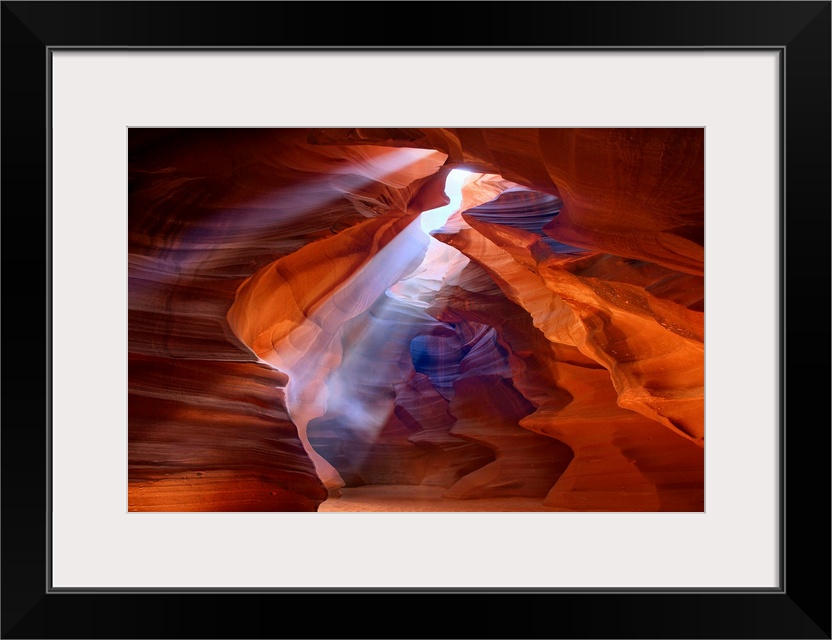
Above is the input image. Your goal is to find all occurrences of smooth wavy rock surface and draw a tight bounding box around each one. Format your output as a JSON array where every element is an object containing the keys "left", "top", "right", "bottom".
[{"left": 129, "top": 127, "right": 704, "bottom": 511}]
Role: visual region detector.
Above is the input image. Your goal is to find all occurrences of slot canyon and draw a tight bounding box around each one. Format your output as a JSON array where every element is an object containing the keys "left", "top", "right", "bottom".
[{"left": 128, "top": 127, "right": 704, "bottom": 512}]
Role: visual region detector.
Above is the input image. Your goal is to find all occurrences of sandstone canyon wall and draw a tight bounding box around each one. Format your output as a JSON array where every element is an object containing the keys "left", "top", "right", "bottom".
[{"left": 128, "top": 127, "right": 704, "bottom": 512}]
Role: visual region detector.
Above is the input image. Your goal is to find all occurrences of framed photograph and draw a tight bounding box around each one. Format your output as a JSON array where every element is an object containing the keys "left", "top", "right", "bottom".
[{"left": 3, "top": 2, "right": 829, "bottom": 638}]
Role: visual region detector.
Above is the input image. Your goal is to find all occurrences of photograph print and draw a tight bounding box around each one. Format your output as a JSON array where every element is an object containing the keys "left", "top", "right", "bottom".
[{"left": 128, "top": 127, "right": 704, "bottom": 513}]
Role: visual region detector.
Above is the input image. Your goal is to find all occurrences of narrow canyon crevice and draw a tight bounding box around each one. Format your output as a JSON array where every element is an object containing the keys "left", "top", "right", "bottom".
[{"left": 129, "top": 127, "right": 704, "bottom": 512}]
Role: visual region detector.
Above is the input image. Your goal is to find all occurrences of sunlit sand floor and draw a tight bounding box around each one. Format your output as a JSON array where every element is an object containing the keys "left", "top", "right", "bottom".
[{"left": 317, "top": 484, "right": 560, "bottom": 512}]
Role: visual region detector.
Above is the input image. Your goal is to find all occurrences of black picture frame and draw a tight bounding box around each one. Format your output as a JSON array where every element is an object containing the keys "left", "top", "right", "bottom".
[{"left": 2, "top": 2, "right": 829, "bottom": 638}]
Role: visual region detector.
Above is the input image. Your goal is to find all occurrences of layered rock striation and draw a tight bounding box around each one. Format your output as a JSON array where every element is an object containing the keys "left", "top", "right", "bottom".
[{"left": 129, "top": 127, "right": 704, "bottom": 511}]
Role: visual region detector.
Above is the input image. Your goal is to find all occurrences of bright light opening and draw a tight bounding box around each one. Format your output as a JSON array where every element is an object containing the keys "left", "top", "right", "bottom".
[{"left": 419, "top": 168, "right": 470, "bottom": 233}]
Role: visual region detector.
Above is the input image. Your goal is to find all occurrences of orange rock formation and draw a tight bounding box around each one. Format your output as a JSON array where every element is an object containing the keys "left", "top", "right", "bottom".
[{"left": 129, "top": 127, "right": 704, "bottom": 511}]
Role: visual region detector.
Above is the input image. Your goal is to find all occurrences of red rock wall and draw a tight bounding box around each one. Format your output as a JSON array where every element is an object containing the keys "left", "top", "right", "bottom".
[
  {"left": 128, "top": 129, "right": 446, "bottom": 510},
  {"left": 129, "top": 127, "right": 704, "bottom": 511}
]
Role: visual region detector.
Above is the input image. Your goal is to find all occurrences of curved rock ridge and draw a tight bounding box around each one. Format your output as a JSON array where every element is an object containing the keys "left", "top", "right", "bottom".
[
  {"left": 436, "top": 216, "right": 704, "bottom": 445},
  {"left": 129, "top": 127, "right": 704, "bottom": 512},
  {"left": 129, "top": 355, "right": 328, "bottom": 511},
  {"left": 226, "top": 212, "right": 436, "bottom": 489},
  {"left": 439, "top": 320, "right": 575, "bottom": 500},
  {"left": 225, "top": 170, "right": 518, "bottom": 492},
  {"left": 464, "top": 186, "right": 584, "bottom": 254},
  {"left": 426, "top": 260, "right": 702, "bottom": 511},
  {"left": 129, "top": 129, "right": 447, "bottom": 510},
  {"left": 539, "top": 128, "right": 704, "bottom": 275},
  {"left": 309, "top": 127, "right": 704, "bottom": 273}
]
